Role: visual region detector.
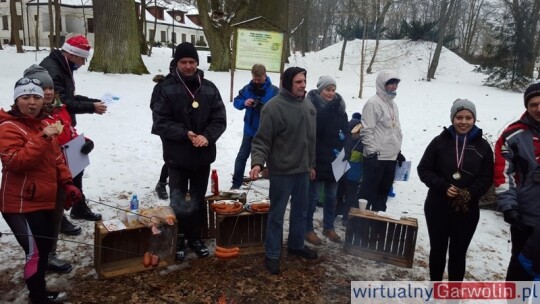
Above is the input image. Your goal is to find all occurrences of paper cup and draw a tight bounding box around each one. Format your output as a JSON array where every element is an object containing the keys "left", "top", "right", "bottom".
[
  {"left": 117, "top": 202, "right": 129, "bottom": 223},
  {"left": 358, "top": 199, "right": 368, "bottom": 210}
]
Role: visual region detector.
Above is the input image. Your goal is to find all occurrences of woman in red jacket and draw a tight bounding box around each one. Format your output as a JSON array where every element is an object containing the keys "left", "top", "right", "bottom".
[{"left": 0, "top": 78, "right": 81, "bottom": 304}]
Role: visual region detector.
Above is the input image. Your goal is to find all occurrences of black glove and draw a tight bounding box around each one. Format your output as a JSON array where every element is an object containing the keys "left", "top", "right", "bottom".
[
  {"left": 80, "top": 138, "right": 94, "bottom": 155},
  {"left": 503, "top": 209, "right": 520, "bottom": 226},
  {"left": 396, "top": 152, "right": 406, "bottom": 167}
]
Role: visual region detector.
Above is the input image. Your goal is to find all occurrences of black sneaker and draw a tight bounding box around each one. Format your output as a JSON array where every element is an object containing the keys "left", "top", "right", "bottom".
[
  {"left": 264, "top": 257, "right": 280, "bottom": 275},
  {"left": 155, "top": 182, "right": 169, "bottom": 200},
  {"left": 47, "top": 291, "right": 67, "bottom": 303},
  {"left": 176, "top": 238, "right": 186, "bottom": 261},
  {"left": 189, "top": 240, "right": 209, "bottom": 257},
  {"left": 287, "top": 246, "right": 318, "bottom": 259},
  {"left": 59, "top": 216, "right": 81, "bottom": 236},
  {"left": 48, "top": 255, "right": 73, "bottom": 274}
]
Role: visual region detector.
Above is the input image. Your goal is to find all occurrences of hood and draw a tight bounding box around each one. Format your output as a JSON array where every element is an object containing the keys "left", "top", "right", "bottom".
[{"left": 375, "top": 70, "right": 400, "bottom": 99}]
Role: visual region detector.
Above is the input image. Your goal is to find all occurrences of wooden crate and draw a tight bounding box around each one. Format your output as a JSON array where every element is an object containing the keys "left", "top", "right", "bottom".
[
  {"left": 343, "top": 208, "right": 418, "bottom": 268},
  {"left": 201, "top": 194, "right": 246, "bottom": 239},
  {"left": 215, "top": 211, "right": 267, "bottom": 255},
  {"left": 94, "top": 221, "right": 177, "bottom": 279}
]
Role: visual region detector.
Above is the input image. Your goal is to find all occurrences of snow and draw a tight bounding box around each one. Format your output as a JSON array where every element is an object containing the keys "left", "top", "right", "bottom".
[{"left": 0, "top": 40, "right": 521, "bottom": 302}]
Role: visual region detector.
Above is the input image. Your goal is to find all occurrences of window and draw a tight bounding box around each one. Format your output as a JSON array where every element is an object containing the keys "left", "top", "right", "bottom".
[
  {"left": 190, "top": 35, "right": 195, "bottom": 44},
  {"left": 160, "top": 30, "right": 166, "bottom": 42},
  {"left": 181, "top": 33, "right": 186, "bottom": 42},
  {"left": 87, "top": 18, "right": 94, "bottom": 33},
  {"left": 2, "top": 16, "right": 8, "bottom": 30},
  {"left": 149, "top": 29, "right": 155, "bottom": 41}
]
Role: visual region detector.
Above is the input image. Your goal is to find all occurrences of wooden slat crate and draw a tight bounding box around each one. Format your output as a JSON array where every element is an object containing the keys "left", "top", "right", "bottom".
[
  {"left": 215, "top": 211, "right": 267, "bottom": 255},
  {"left": 343, "top": 208, "right": 418, "bottom": 268},
  {"left": 94, "top": 221, "right": 177, "bottom": 279}
]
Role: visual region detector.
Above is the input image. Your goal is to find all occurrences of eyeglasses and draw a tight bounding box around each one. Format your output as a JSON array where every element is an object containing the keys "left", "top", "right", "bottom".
[{"left": 15, "top": 78, "right": 42, "bottom": 87}]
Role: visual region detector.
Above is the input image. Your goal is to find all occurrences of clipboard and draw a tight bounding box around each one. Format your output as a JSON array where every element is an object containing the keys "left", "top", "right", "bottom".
[{"left": 62, "top": 133, "right": 90, "bottom": 177}]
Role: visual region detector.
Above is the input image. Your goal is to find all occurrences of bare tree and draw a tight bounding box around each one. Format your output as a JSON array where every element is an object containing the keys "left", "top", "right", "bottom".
[
  {"left": 90, "top": 0, "right": 149, "bottom": 74},
  {"left": 47, "top": 0, "right": 54, "bottom": 50},
  {"left": 148, "top": 0, "right": 158, "bottom": 56},
  {"left": 366, "top": 0, "right": 395, "bottom": 74},
  {"left": 54, "top": 0, "right": 61, "bottom": 48},
  {"left": 427, "top": 0, "right": 457, "bottom": 81},
  {"left": 137, "top": 0, "right": 149, "bottom": 55},
  {"left": 9, "top": 0, "right": 23, "bottom": 53}
]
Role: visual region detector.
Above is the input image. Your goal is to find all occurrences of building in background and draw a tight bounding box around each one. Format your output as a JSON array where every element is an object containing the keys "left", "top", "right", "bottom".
[{"left": 0, "top": 0, "right": 205, "bottom": 49}]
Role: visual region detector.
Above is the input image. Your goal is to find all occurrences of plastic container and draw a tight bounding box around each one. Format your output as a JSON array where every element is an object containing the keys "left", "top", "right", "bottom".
[
  {"left": 211, "top": 169, "right": 219, "bottom": 196},
  {"left": 117, "top": 201, "right": 130, "bottom": 223},
  {"left": 127, "top": 194, "right": 139, "bottom": 225},
  {"left": 358, "top": 199, "right": 368, "bottom": 210}
]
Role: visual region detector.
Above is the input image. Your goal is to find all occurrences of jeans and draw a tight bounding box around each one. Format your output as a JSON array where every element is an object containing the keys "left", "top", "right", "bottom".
[
  {"left": 265, "top": 172, "right": 309, "bottom": 259},
  {"left": 307, "top": 180, "right": 338, "bottom": 231},
  {"left": 232, "top": 135, "right": 253, "bottom": 188},
  {"left": 359, "top": 158, "right": 396, "bottom": 211}
]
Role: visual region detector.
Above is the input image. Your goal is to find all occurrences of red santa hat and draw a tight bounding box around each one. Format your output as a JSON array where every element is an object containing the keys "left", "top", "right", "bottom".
[{"left": 62, "top": 35, "right": 91, "bottom": 59}]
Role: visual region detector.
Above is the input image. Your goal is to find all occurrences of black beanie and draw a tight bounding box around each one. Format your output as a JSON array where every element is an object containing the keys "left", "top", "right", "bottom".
[
  {"left": 524, "top": 83, "right": 540, "bottom": 107},
  {"left": 281, "top": 67, "right": 306, "bottom": 93},
  {"left": 174, "top": 42, "right": 199, "bottom": 65}
]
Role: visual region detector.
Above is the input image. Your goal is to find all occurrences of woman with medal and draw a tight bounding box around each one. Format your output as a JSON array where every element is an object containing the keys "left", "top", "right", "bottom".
[{"left": 418, "top": 99, "right": 493, "bottom": 281}]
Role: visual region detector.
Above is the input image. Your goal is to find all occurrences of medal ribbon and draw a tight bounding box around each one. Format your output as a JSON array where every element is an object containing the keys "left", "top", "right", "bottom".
[
  {"left": 455, "top": 135, "right": 467, "bottom": 173},
  {"left": 176, "top": 69, "right": 201, "bottom": 106}
]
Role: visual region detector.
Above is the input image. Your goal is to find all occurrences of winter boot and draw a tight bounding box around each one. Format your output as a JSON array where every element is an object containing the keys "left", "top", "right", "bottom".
[
  {"left": 59, "top": 215, "right": 81, "bottom": 236},
  {"left": 48, "top": 254, "right": 73, "bottom": 274},
  {"left": 70, "top": 196, "right": 102, "bottom": 221},
  {"left": 155, "top": 182, "right": 169, "bottom": 200}
]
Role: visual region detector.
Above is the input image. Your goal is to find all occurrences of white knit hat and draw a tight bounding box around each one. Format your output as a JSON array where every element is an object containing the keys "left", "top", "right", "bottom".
[
  {"left": 62, "top": 35, "right": 91, "bottom": 59},
  {"left": 14, "top": 78, "right": 44, "bottom": 101}
]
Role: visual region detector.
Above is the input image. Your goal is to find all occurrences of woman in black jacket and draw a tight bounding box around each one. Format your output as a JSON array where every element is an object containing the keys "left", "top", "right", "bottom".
[{"left": 417, "top": 99, "right": 493, "bottom": 281}]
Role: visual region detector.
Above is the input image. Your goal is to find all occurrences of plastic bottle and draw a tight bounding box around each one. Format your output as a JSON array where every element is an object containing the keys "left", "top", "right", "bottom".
[
  {"left": 130, "top": 194, "right": 139, "bottom": 212},
  {"left": 211, "top": 169, "right": 219, "bottom": 196}
]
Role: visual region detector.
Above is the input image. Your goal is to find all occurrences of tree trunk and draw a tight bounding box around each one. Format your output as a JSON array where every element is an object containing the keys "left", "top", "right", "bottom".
[
  {"left": 82, "top": 3, "right": 88, "bottom": 36},
  {"left": 35, "top": 4, "right": 40, "bottom": 51},
  {"left": 137, "top": 0, "right": 148, "bottom": 55},
  {"left": 48, "top": 0, "right": 54, "bottom": 50},
  {"left": 54, "top": 0, "right": 61, "bottom": 48},
  {"left": 9, "top": 0, "right": 23, "bottom": 53},
  {"left": 339, "top": 39, "right": 347, "bottom": 71},
  {"left": 89, "top": 0, "right": 149, "bottom": 74},
  {"left": 359, "top": 25, "right": 367, "bottom": 98},
  {"left": 148, "top": 0, "right": 158, "bottom": 56},
  {"left": 427, "top": 0, "right": 456, "bottom": 81},
  {"left": 366, "top": 1, "right": 394, "bottom": 74}
]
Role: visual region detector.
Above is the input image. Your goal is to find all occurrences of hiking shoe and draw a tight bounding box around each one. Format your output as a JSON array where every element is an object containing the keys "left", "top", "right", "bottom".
[
  {"left": 323, "top": 229, "right": 342, "bottom": 243},
  {"left": 59, "top": 215, "right": 81, "bottom": 236},
  {"left": 155, "top": 182, "right": 169, "bottom": 200},
  {"left": 305, "top": 231, "right": 322, "bottom": 245},
  {"left": 70, "top": 198, "right": 102, "bottom": 221},
  {"left": 47, "top": 291, "right": 67, "bottom": 303},
  {"left": 287, "top": 246, "right": 318, "bottom": 259},
  {"left": 265, "top": 257, "right": 280, "bottom": 275},
  {"left": 189, "top": 239, "right": 209, "bottom": 257},
  {"left": 48, "top": 255, "right": 73, "bottom": 274}
]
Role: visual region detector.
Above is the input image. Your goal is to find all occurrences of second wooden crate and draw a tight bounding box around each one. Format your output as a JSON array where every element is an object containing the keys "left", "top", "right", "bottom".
[{"left": 343, "top": 208, "right": 418, "bottom": 268}]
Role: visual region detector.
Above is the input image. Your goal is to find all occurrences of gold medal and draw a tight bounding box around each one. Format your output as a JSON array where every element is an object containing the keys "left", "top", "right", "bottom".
[
  {"left": 192, "top": 101, "right": 199, "bottom": 108},
  {"left": 452, "top": 172, "right": 461, "bottom": 180}
]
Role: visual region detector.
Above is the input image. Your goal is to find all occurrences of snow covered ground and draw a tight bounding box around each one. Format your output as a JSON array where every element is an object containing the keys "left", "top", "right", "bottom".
[{"left": 0, "top": 40, "right": 523, "bottom": 302}]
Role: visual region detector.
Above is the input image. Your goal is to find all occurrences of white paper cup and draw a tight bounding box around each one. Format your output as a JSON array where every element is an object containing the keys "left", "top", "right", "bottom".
[
  {"left": 358, "top": 199, "right": 368, "bottom": 210},
  {"left": 117, "top": 202, "right": 129, "bottom": 223}
]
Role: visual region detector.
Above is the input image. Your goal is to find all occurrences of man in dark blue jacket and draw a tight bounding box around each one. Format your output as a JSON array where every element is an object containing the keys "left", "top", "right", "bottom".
[{"left": 231, "top": 64, "right": 278, "bottom": 189}]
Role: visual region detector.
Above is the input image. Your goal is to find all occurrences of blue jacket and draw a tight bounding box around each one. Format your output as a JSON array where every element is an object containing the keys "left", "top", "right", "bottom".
[{"left": 233, "top": 76, "right": 279, "bottom": 137}]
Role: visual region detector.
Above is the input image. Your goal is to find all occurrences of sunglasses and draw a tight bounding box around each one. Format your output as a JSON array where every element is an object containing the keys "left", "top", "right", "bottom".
[{"left": 16, "top": 78, "right": 42, "bottom": 87}]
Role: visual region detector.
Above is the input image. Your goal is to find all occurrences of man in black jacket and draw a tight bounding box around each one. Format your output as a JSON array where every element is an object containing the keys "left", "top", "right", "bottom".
[
  {"left": 40, "top": 35, "right": 105, "bottom": 222},
  {"left": 151, "top": 42, "right": 226, "bottom": 259}
]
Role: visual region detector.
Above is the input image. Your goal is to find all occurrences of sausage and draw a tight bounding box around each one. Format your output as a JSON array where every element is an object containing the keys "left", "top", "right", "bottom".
[
  {"left": 151, "top": 254, "right": 160, "bottom": 267},
  {"left": 215, "top": 246, "right": 240, "bottom": 253},
  {"left": 143, "top": 252, "right": 152, "bottom": 268},
  {"left": 251, "top": 204, "right": 270, "bottom": 212},
  {"left": 214, "top": 250, "right": 239, "bottom": 260}
]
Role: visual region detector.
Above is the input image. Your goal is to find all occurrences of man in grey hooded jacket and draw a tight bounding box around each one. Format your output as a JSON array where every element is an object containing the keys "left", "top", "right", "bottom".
[{"left": 359, "top": 70, "right": 404, "bottom": 211}]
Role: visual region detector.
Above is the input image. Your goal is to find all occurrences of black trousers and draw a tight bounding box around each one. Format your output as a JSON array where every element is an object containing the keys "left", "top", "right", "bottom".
[
  {"left": 168, "top": 165, "right": 210, "bottom": 242},
  {"left": 507, "top": 224, "right": 534, "bottom": 281},
  {"left": 359, "top": 158, "right": 396, "bottom": 211},
  {"left": 425, "top": 204, "right": 479, "bottom": 281}
]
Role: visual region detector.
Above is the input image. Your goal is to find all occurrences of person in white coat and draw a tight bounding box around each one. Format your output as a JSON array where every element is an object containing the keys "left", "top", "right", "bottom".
[{"left": 359, "top": 70, "right": 405, "bottom": 211}]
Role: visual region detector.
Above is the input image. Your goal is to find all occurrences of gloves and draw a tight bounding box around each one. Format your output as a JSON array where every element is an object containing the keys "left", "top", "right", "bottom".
[
  {"left": 503, "top": 209, "right": 520, "bottom": 226},
  {"left": 396, "top": 152, "right": 406, "bottom": 167},
  {"left": 80, "top": 138, "right": 94, "bottom": 155},
  {"left": 63, "top": 184, "right": 82, "bottom": 210}
]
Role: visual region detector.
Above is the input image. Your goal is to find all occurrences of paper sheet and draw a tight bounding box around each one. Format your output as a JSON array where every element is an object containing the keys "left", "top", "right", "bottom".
[
  {"left": 62, "top": 133, "right": 90, "bottom": 177},
  {"left": 331, "top": 148, "right": 351, "bottom": 182},
  {"left": 394, "top": 160, "right": 411, "bottom": 181}
]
